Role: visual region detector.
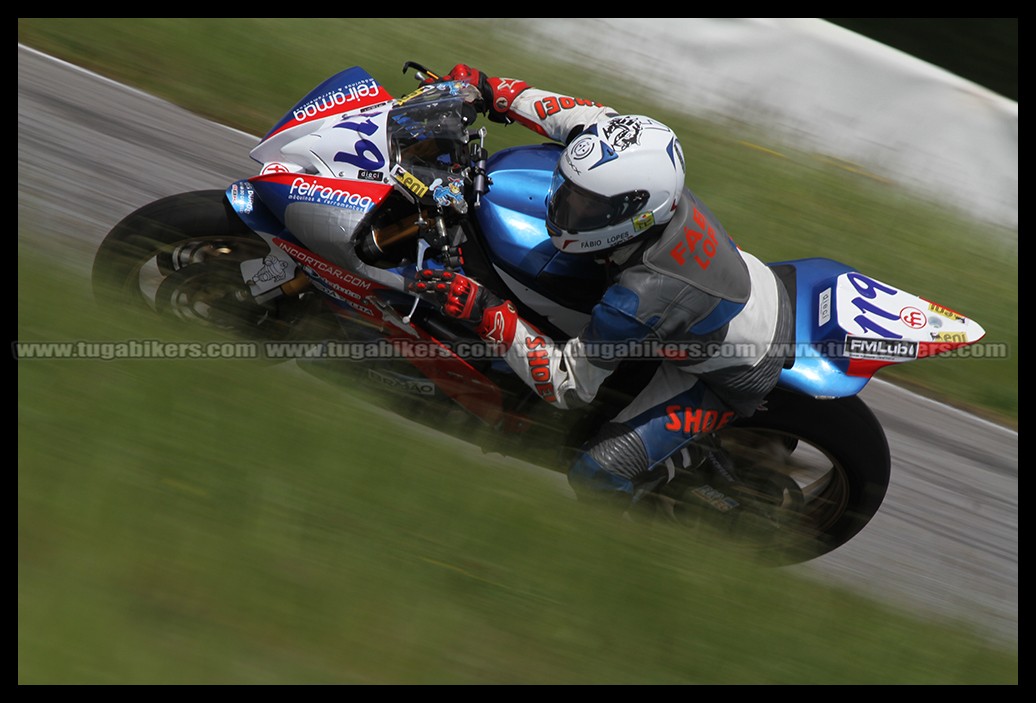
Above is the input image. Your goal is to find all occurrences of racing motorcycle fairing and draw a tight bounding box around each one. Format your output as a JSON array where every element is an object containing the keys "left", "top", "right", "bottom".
[
  {"left": 255, "top": 66, "right": 393, "bottom": 148},
  {"left": 774, "top": 257, "right": 987, "bottom": 398}
]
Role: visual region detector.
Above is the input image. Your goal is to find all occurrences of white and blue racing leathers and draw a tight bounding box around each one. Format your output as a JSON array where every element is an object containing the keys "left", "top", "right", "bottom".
[{"left": 474, "top": 77, "right": 793, "bottom": 499}]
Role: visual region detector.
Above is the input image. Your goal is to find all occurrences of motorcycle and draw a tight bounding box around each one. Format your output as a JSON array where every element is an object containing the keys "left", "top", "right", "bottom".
[{"left": 91, "top": 62, "right": 987, "bottom": 565}]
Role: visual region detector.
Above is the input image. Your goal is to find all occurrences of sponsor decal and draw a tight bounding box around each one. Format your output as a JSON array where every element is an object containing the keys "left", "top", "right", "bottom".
[
  {"left": 930, "top": 331, "right": 968, "bottom": 343},
  {"left": 491, "top": 78, "right": 527, "bottom": 111},
  {"left": 395, "top": 80, "right": 467, "bottom": 106},
  {"left": 818, "top": 287, "right": 832, "bottom": 326},
  {"left": 308, "top": 277, "right": 348, "bottom": 302},
  {"left": 486, "top": 78, "right": 526, "bottom": 112},
  {"left": 394, "top": 86, "right": 428, "bottom": 105},
  {"left": 392, "top": 165, "right": 429, "bottom": 199},
  {"left": 477, "top": 301, "right": 517, "bottom": 349},
  {"left": 690, "top": 485, "right": 739, "bottom": 512},
  {"left": 261, "top": 162, "right": 293, "bottom": 175},
  {"left": 532, "top": 94, "right": 603, "bottom": 120},
  {"left": 927, "top": 302, "right": 966, "bottom": 322},
  {"left": 525, "top": 335, "right": 557, "bottom": 402},
  {"left": 570, "top": 135, "right": 596, "bottom": 160},
  {"left": 286, "top": 176, "right": 376, "bottom": 212},
  {"left": 664, "top": 406, "right": 736, "bottom": 434},
  {"left": 292, "top": 79, "right": 381, "bottom": 122},
  {"left": 348, "top": 302, "right": 376, "bottom": 317},
  {"left": 484, "top": 312, "right": 507, "bottom": 345},
  {"left": 900, "top": 306, "right": 927, "bottom": 329},
  {"left": 632, "top": 213, "right": 655, "bottom": 233},
  {"left": 229, "top": 181, "right": 255, "bottom": 214},
  {"left": 274, "top": 239, "right": 375, "bottom": 300},
  {"left": 314, "top": 275, "right": 361, "bottom": 301},
  {"left": 845, "top": 335, "right": 918, "bottom": 361},
  {"left": 366, "top": 368, "right": 436, "bottom": 395},
  {"left": 356, "top": 168, "right": 384, "bottom": 182}
]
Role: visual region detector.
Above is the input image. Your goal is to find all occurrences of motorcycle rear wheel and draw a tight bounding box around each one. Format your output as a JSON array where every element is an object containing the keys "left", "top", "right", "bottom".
[{"left": 658, "top": 388, "right": 891, "bottom": 566}]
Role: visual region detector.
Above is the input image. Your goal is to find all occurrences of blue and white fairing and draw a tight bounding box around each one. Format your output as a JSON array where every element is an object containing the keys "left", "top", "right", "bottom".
[
  {"left": 251, "top": 66, "right": 394, "bottom": 175},
  {"left": 774, "top": 258, "right": 986, "bottom": 397},
  {"left": 230, "top": 70, "right": 489, "bottom": 297}
]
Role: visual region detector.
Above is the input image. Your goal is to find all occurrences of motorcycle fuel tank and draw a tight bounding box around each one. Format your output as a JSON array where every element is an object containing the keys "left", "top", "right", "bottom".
[{"left": 475, "top": 143, "right": 604, "bottom": 313}]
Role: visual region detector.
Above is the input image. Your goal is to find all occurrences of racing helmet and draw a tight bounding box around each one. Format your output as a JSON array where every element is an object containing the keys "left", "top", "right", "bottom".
[{"left": 545, "top": 115, "right": 686, "bottom": 254}]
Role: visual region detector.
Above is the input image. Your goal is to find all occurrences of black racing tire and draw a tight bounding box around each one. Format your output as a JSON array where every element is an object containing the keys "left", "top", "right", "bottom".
[
  {"left": 661, "top": 387, "right": 891, "bottom": 566},
  {"left": 88, "top": 189, "right": 321, "bottom": 341},
  {"left": 92, "top": 189, "right": 269, "bottom": 309}
]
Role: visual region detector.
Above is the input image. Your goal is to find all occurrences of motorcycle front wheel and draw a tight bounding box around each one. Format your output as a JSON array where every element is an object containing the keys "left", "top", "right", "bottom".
[{"left": 91, "top": 189, "right": 308, "bottom": 340}]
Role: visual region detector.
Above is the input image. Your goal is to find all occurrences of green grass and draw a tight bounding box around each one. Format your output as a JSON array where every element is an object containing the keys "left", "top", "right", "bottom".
[
  {"left": 17, "top": 252, "right": 1017, "bottom": 683},
  {"left": 17, "top": 19, "right": 1018, "bottom": 683}
]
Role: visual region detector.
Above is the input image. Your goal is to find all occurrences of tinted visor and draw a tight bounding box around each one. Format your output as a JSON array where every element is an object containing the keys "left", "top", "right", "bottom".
[{"left": 546, "top": 170, "right": 649, "bottom": 234}]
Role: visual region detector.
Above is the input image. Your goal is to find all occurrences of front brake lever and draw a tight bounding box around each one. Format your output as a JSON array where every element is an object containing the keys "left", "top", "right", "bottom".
[
  {"left": 402, "top": 61, "right": 440, "bottom": 82},
  {"left": 402, "top": 238, "right": 432, "bottom": 323}
]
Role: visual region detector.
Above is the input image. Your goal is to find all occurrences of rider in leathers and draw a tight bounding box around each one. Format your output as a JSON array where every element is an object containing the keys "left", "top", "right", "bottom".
[{"left": 413, "top": 65, "right": 794, "bottom": 510}]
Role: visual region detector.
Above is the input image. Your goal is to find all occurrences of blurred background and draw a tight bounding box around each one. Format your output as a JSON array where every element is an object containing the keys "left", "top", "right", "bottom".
[
  {"left": 18, "top": 19, "right": 1017, "bottom": 684},
  {"left": 824, "top": 18, "right": 1017, "bottom": 100}
]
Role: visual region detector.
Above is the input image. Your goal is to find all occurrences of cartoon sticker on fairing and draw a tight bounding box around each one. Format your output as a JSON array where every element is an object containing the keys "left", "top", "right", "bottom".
[
  {"left": 430, "top": 177, "right": 467, "bottom": 212},
  {"left": 252, "top": 255, "right": 291, "bottom": 284},
  {"left": 240, "top": 251, "right": 297, "bottom": 298}
]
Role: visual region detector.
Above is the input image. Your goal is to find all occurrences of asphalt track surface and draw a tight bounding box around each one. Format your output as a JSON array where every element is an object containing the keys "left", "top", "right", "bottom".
[{"left": 17, "top": 46, "right": 1018, "bottom": 647}]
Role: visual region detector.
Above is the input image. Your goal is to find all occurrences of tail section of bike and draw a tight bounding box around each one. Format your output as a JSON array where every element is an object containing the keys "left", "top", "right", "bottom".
[{"left": 773, "top": 257, "right": 987, "bottom": 398}]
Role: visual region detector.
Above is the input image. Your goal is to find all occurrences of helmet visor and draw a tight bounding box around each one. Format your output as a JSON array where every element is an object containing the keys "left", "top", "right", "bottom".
[{"left": 547, "top": 170, "right": 649, "bottom": 234}]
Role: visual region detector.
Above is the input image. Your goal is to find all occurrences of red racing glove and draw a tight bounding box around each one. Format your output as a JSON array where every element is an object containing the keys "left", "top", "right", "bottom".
[
  {"left": 439, "top": 64, "right": 529, "bottom": 124},
  {"left": 408, "top": 269, "right": 518, "bottom": 345}
]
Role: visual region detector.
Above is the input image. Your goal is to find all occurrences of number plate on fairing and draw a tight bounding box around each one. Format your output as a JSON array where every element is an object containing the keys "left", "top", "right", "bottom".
[{"left": 834, "top": 271, "right": 985, "bottom": 363}]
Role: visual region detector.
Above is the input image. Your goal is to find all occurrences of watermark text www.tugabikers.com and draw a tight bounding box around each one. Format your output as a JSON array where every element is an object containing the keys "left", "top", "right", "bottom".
[
  {"left": 13, "top": 338, "right": 1011, "bottom": 362},
  {"left": 13, "top": 339, "right": 261, "bottom": 361}
]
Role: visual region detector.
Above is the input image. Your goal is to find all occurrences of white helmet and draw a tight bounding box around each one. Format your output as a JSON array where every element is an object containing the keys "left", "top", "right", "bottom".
[{"left": 545, "top": 115, "right": 686, "bottom": 254}]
